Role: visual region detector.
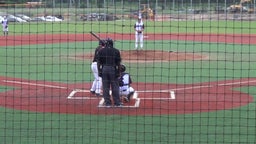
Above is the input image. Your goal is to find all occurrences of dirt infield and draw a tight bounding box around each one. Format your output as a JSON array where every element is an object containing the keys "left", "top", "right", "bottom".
[
  {"left": 0, "top": 33, "right": 255, "bottom": 115},
  {"left": 79, "top": 50, "right": 208, "bottom": 62},
  {"left": 1, "top": 33, "right": 256, "bottom": 46},
  {"left": 0, "top": 76, "right": 254, "bottom": 115}
]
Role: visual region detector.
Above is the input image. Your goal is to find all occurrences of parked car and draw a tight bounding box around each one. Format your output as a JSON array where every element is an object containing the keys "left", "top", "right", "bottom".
[
  {"left": 54, "top": 15, "right": 64, "bottom": 20},
  {"left": 0, "top": 16, "right": 4, "bottom": 22},
  {"left": 45, "top": 16, "right": 63, "bottom": 22},
  {"left": 7, "top": 15, "right": 27, "bottom": 22},
  {"left": 81, "top": 13, "right": 119, "bottom": 21},
  {"left": 81, "top": 13, "right": 99, "bottom": 21},
  {"left": 15, "top": 14, "right": 32, "bottom": 22},
  {"left": 98, "top": 13, "right": 119, "bottom": 21},
  {"left": 30, "top": 17, "right": 46, "bottom": 22}
]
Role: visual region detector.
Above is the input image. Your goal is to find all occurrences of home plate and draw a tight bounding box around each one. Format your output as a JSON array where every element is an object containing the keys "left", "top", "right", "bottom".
[{"left": 98, "top": 91, "right": 140, "bottom": 108}]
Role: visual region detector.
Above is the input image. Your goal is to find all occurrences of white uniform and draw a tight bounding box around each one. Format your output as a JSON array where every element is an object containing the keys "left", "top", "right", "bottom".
[
  {"left": 90, "top": 62, "right": 102, "bottom": 95},
  {"left": 134, "top": 18, "right": 144, "bottom": 49},
  {"left": 90, "top": 45, "right": 103, "bottom": 95},
  {"left": 119, "top": 73, "right": 134, "bottom": 97},
  {"left": 1, "top": 17, "right": 8, "bottom": 36}
]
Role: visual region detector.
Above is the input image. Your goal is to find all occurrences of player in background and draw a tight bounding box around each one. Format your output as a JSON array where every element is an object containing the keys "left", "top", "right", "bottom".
[
  {"left": 1, "top": 16, "right": 8, "bottom": 36},
  {"left": 90, "top": 41, "right": 105, "bottom": 96},
  {"left": 134, "top": 16, "right": 144, "bottom": 50},
  {"left": 119, "top": 64, "right": 135, "bottom": 102}
]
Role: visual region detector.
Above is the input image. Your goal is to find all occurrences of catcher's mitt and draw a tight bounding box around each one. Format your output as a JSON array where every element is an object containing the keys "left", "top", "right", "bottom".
[{"left": 5, "top": 26, "right": 8, "bottom": 28}]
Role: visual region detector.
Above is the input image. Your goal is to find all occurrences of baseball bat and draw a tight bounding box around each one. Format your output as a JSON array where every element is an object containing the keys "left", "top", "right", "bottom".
[{"left": 90, "top": 31, "right": 101, "bottom": 41}]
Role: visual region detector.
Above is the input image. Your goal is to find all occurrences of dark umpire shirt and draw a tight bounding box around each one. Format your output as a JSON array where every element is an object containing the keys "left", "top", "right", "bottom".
[
  {"left": 97, "top": 45, "right": 122, "bottom": 106},
  {"left": 98, "top": 46, "right": 121, "bottom": 67}
]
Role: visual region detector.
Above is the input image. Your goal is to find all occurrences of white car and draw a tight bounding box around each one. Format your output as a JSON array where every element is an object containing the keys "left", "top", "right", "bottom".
[
  {"left": 7, "top": 14, "right": 27, "bottom": 22},
  {"left": 0, "top": 16, "right": 4, "bottom": 22},
  {"left": 30, "top": 16, "right": 46, "bottom": 22},
  {"left": 45, "top": 16, "right": 63, "bottom": 22},
  {"left": 15, "top": 14, "right": 32, "bottom": 21},
  {"left": 30, "top": 17, "right": 45, "bottom": 22},
  {"left": 16, "top": 17, "right": 27, "bottom": 22}
]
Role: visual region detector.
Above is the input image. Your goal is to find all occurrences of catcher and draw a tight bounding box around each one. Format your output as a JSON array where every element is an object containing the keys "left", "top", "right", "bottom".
[{"left": 119, "top": 64, "right": 135, "bottom": 102}]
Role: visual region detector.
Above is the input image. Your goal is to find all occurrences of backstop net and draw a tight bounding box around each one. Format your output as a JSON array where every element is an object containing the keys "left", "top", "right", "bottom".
[{"left": 0, "top": 0, "right": 255, "bottom": 143}]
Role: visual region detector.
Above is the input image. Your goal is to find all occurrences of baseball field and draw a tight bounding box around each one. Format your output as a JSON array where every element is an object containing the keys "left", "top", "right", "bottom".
[{"left": 1, "top": 9, "right": 256, "bottom": 144}]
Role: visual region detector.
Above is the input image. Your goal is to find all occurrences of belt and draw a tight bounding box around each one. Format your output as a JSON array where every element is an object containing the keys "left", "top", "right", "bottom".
[{"left": 120, "top": 83, "right": 129, "bottom": 87}]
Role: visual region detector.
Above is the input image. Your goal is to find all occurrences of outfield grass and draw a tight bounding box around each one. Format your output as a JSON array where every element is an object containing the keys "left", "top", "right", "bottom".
[
  {"left": 0, "top": 20, "right": 256, "bottom": 143},
  {"left": 1, "top": 39, "right": 256, "bottom": 83},
  {"left": 6, "top": 20, "right": 256, "bottom": 35}
]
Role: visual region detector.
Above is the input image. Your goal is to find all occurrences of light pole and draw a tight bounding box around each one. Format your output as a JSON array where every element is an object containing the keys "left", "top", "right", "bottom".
[
  {"left": 208, "top": 0, "right": 210, "bottom": 14},
  {"left": 191, "top": 0, "right": 193, "bottom": 10},
  {"left": 254, "top": 0, "right": 255, "bottom": 14},
  {"left": 172, "top": 0, "right": 174, "bottom": 10},
  {"left": 156, "top": 0, "right": 158, "bottom": 19}
]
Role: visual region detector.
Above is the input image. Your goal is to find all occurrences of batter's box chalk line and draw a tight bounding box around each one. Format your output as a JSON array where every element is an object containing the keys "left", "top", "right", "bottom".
[
  {"left": 98, "top": 91, "right": 140, "bottom": 108},
  {"left": 136, "top": 90, "right": 176, "bottom": 100},
  {"left": 67, "top": 89, "right": 99, "bottom": 100},
  {"left": 67, "top": 89, "right": 176, "bottom": 108}
]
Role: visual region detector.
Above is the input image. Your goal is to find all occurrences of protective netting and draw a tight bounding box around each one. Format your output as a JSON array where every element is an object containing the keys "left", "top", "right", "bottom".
[{"left": 0, "top": 0, "right": 256, "bottom": 143}]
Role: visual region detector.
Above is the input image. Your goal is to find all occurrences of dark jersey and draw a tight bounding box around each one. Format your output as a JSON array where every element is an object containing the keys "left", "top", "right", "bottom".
[
  {"left": 92, "top": 46, "right": 102, "bottom": 62},
  {"left": 97, "top": 46, "right": 121, "bottom": 66}
]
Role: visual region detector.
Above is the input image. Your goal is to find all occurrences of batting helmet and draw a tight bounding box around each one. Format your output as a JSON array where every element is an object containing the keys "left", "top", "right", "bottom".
[
  {"left": 99, "top": 40, "right": 105, "bottom": 46},
  {"left": 120, "top": 64, "right": 126, "bottom": 72},
  {"left": 105, "top": 38, "right": 113, "bottom": 47}
]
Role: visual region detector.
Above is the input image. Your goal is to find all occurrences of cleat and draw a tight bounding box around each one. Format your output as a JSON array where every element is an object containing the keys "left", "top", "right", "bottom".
[
  {"left": 114, "top": 102, "right": 123, "bottom": 107},
  {"left": 104, "top": 102, "right": 112, "bottom": 108},
  {"left": 90, "top": 91, "right": 95, "bottom": 94},
  {"left": 105, "top": 105, "right": 111, "bottom": 108},
  {"left": 95, "top": 93, "right": 102, "bottom": 97},
  {"left": 114, "top": 104, "right": 123, "bottom": 107}
]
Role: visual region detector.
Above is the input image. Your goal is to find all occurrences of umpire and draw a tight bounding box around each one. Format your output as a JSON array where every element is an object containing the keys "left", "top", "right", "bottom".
[{"left": 97, "top": 38, "right": 122, "bottom": 107}]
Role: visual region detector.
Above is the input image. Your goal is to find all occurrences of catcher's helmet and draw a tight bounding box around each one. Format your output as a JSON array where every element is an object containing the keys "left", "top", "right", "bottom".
[
  {"left": 120, "top": 64, "right": 126, "bottom": 72},
  {"left": 105, "top": 38, "right": 113, "bottom": 47}
]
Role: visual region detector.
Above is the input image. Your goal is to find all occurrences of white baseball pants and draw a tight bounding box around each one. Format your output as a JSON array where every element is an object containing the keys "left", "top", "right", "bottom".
[{"left": 90, "top": 62, "right": 102, "bottom": 94}]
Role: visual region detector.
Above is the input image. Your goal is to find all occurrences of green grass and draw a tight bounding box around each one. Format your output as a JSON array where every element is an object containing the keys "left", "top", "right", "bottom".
[
  {"left": 1, "top": 40, "right": 255, "bottom": 84},
  {"left": 1, "top": 90, "right": 256, "bottom": 143},
  {"left": 7, "top": 20, "right": 256, "bottom": 34},
  {"left": 0, "top": 18, "right": 256, "bottom": 143}
]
